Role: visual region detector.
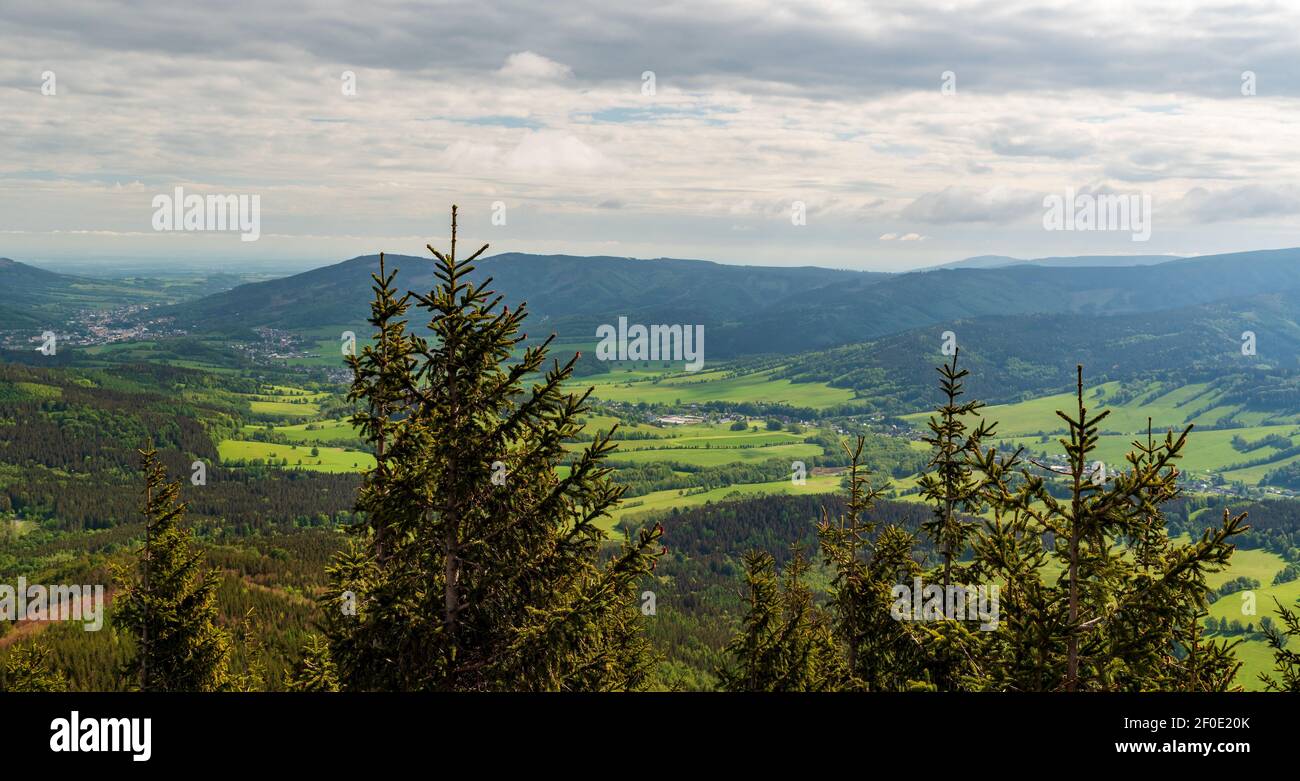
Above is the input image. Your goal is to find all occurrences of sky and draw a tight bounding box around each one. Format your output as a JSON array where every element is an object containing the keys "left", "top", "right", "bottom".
[{"left": 3, "top": 0, "right": 1300, "bottom": 272}]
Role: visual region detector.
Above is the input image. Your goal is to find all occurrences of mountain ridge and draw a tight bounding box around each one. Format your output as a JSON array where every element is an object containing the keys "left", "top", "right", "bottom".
[{"left": 138, "top": 247, "right": 1300, "bottom": 359}]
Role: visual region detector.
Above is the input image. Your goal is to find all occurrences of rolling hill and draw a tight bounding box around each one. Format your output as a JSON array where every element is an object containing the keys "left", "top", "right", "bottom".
[
  {"left": 154, "top": 252, "right": 884, "bottom": 337},
  {"left": 0, "top": 257, "right": 178, "bottom": 330},
  {"left": 146, "top": 247, "right": 1300, "bottom": 363},
  {"left": 924, "top": 253, "right": 1182, "bottom": 271},
  {"left": 775, "top": 286, "right": 1300, "bottom": 414}
]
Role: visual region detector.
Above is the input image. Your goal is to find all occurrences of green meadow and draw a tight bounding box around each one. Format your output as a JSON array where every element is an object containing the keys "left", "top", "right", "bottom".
[
  {"left": 606, "top": 473, "right": 845, "bottom": 530},
  {"left": 904, "top": 380, "right": 1300, "bottom": 484},
  {"left": 244, "top": 417, "right": 359, "bottom": 443},
  {"left": 218, "top": 439, "right": 375, "bottom": 473},
  {"left": 992, "top": 425, "right": 1298, "bottom": 483},
  {"left": 236, "top": 385, "right": 326, "bottom": 418},
  {"left": 569, "top": 417, "right": 828, "bottom": 468},
  {"left": 1200, "top": 543, "right": 1299, "bottom": 690},
  {"left": 906, "top": 381, "right": 1300, "bottom": 438},
  {"left": 603, "top": 442, "right": 823, "bottom": 468},
  {"left": 573, "top": 367, "right": 855, "bottom": 409}
]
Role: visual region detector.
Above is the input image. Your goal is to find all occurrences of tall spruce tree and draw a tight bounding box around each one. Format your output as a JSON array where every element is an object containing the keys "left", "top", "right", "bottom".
[
  {"left": 912, "top": 349, "right": 1008, "bottom": 690},
  {"left": 971, "top": 368, "right": 1246, "bottom": 691},
  {"left": 325, "top": 206, "right": 662, "bottom": 691},
  {"left": 817, "top": 436, "right": 930, "bottom": 690},
  {"left": 113, "top": 447, "right": 231, "bottom": 691},
  {"left": 718, "top": 547, "right": 843, "bottom": 691},
  {"left": 917, "top": 348, "right": 994, "bottom": 591}
]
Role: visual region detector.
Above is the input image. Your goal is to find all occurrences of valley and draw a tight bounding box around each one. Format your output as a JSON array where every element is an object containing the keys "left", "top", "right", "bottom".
[{"left": 2, "top": 248, "right": 1299, "bottom": 692}]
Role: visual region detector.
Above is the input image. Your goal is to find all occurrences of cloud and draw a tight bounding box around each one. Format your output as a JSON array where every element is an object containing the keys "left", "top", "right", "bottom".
[
  {"left": 10, "top": 1, "right": 1300, "bottom": 97},
  {"left": 1177, "top": 185, "right": 1300, "bottom": 222},
  {"left": 901, "top": 187, "right": 1041, "bottom": 224},
  {"left": 497, "top": 51, "right": 572, "bottom": 81},
  {"left": 985, "top": 122, "right": 1099, "bottom": 160},
  {"left": 505, "top": 130, "right": 613, "bottom": 174},
  {"left": 4, "top": 1, "right": 1300, "bottom": 269}
]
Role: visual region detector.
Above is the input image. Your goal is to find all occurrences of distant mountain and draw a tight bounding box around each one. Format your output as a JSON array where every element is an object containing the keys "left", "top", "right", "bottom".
[
  {"left": 147, "top": 247, "right": 1300, "bottom": 362},
  {"left": 0, "top": 257, "right": 210, "bottom": 331},
  {"left": 776, "top": 286, "right": 1300, "bottom": 414},
  {"left": 707, "top": 247, "right": 1300, "bottom": 355},
  {"left": 157, "top": 252, "right": 886, "bottom": 335},
  {"left": 0, "top": 256, "right": 71, "bottom": 291},
  {"left": 0, "top": 258, "right": 114, "bottom": 329},
  {"left": 924, "top": 253, "right": 1182, "bottom": 271},
  {"left": 925, "top": 255, "right": 1023, "bottom": 270}
]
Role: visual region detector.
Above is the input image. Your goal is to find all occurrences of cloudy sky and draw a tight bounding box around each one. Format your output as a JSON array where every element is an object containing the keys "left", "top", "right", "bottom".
[{"left": 3, "top": 0, "right": 1300, "bottom": 271}]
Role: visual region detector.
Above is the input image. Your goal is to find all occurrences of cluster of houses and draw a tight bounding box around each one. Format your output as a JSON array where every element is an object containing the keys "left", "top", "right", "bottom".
[{"left": 654, "top": 414, "right": 705, "bottom": 426}]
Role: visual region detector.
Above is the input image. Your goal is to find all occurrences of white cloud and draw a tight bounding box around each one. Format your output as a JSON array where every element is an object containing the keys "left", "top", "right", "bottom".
[
  {"left": 901, "top": 187, "right": 1042, "bottom": 225},
  {"left": 1177, "top": 185, "right": 1300, "bottom": 223},
  {"left": 504, "top": 130, "right": 614, "bottom": 174},
  {"left": 497, "top": 51, "right": 572, "bottom": 81}
]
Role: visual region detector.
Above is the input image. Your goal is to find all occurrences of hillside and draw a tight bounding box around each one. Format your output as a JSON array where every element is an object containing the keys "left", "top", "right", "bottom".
[
  {"left": 0, "top": 257, "right": 193, "bottom": 330},
  {"left": 153, "top": 248, "right": 1300, "bottom": 361},
  {"left": 155, "top": 252, "right": 884, "bottom": 336},
  {"left": 925, "top": 253, "right": 1181, "bottom": 270},
  {"left": 775, "top": 286, "right": 1300, "bottom": 414}
]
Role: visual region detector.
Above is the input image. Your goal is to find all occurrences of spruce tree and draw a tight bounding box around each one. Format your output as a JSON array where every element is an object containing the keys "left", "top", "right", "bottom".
[
  {"left": 817, "top": 436, "right": 929, "bottom": 690},
  {"left": 0, "top": 640, "right": 67, "bottom": 692},
  {"left": 718, "top": 547, "right": 843, "bottom": 691},
  {"left": 917, "top": 348, "right": 994, "bottom": 590},
  {"left": 113, "top": 447, "right": 231, "bottom": 691},
  {"left": 913, "top": 349, "right": 1008, "bottom": 690},
  {"left": 325, "top": 206, "right": 662, "bottom": 691},
  {"left": 287, "top": 634, "right": 340, "bottom": 692},
  {"left": 972, "top": 368, "right": 1246, "bottom": 691},
  {"left": 1260, "top": 597, "right": 1300, "bottom": 692}
]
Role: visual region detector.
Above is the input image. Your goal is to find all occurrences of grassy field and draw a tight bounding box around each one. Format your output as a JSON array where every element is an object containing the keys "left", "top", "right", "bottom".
[
  {"left": 278, "top": 325, "right": 359, "bottom": 368},
  {"left": 571, "top": 417, "right": 828, "bottom": 467},
  {"left": 244, "top": 417, "right": 359, "bottom": 443},
  {"left": 573, "top": 367, "right": 855, "bottom": 409},
  {"left": 1199, "top": 542, "right": 1298, "bottom": 690},
  {"left": 991, "top": 425, "right": 1299, "bottom": 483},
  {"left": 218, "top": 439, "right": 375, "bottom": 473},
  {"left": 606, "top": 473, "right": 845, "bottom": 530},
  {"left": 247, "top": 399, "right": 320, "bottom": 417},
  {"left": 610, "top": 431, "right": 807, "bottom": 450},
  {"left": 903, "top": 380, "right": 1300, "bottom": 484},
  {"left": 1222, "top": 452, "right": 1300, "bottom": 486},
  {"left": 604, "top": 442, "right": 824, "bottom": 467},
  {"left": 905, "top": 381, "right": 1300, "bottom": 437},
  {"left": 235, "top": 384, "right": 327, "bottom": 418}
]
